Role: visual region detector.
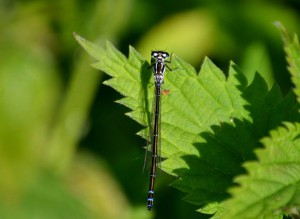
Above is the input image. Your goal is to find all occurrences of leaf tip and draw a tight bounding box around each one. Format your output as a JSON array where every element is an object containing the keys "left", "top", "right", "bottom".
[{"left": 73, "top": 32, "right": 85, "bottom": 44}]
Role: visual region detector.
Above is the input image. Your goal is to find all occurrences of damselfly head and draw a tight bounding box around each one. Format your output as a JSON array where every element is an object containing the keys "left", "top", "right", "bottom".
[{"left": 151, "top": 51, "right": 169, "bottom": 60}]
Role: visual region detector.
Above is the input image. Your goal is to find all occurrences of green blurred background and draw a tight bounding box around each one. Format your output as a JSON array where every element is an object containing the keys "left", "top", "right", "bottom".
[{"left": 0, "top": 0, "right": 299, "bottom": 219}]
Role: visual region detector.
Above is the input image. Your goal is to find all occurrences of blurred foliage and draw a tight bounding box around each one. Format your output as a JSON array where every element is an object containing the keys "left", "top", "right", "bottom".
[{"left": 0, "top": 0, "right": 299, "bottom": 219}]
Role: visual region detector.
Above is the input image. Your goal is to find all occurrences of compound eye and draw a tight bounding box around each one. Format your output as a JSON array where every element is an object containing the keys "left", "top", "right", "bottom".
[
  {"left": 162, "top": 52, "right": 169, "bottom": 58},
  {"left": 152, "top": 52, "right": 158, "bottom": 58}
]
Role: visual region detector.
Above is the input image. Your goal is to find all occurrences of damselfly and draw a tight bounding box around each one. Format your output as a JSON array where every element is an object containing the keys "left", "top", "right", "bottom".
[{"left": 145, "top": 51, "right": 172, "bottom": 210}]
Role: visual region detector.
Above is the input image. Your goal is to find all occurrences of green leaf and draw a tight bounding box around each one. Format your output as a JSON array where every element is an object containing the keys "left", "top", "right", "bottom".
[
  {"left": 275, "top": 22, "right": 300, "bottom": 103},
  {"left": 74, "top": 34, "right": 300, "bottom": 217},
  {"left": 221, "top": 122, "right": 300, "bottom": 219},
  {"left": 73, "top": 32, "right": 105, "bottom": 61}
]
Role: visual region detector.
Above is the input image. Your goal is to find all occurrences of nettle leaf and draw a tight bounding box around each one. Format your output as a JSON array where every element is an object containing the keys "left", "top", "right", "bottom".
[
  {"left": 74, "top": 33, "right": 300, "bottom": 217},
  {"left": 275, "top": 22, "right": 300, "bottom": 103},
  {"left": 221, "top": 122, "right": 300, "bottom": 219}
]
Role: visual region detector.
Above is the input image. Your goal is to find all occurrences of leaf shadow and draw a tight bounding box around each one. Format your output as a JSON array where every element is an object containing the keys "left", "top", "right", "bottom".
[
  {"left": 140, "top": 60, "right": 153, "bottom": 129},
  {"left": 173, "top": 118, "right": 260, "bottom": 205}
]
